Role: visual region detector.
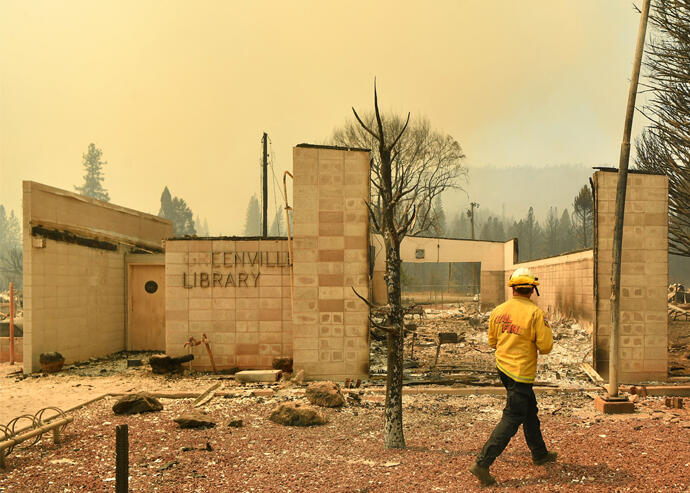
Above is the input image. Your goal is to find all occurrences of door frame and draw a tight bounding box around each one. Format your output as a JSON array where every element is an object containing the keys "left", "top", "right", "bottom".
[{"left": 125, "top": 254, "right": 165, "bottom": 351}]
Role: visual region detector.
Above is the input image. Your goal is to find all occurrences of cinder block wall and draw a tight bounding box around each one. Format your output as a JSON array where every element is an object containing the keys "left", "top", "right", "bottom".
[
  {"left": 291, "top": 145, "right": 370, "bottom": 380},
  {"left": 165, "top": 238, "right": 292, "bottom": 370},
  {"left": 593, "top": 170, "right": 668, "bottom": 382},
  {"left": 22, "top": 181, "right": 172, "bottom": 373},
  {"left": 505, "top": 250, "right": 595, "bottom": 324},
  {"left": 24, "top": 239, "right": 125, "bottom": 371},
  {"left": 371, "top": 235, "right": 508, "bottom": 308}
]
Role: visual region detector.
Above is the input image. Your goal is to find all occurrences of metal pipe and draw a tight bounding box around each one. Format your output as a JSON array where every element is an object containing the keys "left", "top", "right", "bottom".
[
  {"left": 0, "top": 417, "right": 73, "bottom": 452},
  {"left": 283, "top": 171, "right": 295, "bottom": 314},
  {"left": 9, "top": 282, "right": 14, "bottom": 365}
]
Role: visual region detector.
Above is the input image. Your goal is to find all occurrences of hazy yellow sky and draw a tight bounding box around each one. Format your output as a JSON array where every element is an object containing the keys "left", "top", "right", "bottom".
[{"left": 0, "top": 1, "right": 647, "bottom": 234}]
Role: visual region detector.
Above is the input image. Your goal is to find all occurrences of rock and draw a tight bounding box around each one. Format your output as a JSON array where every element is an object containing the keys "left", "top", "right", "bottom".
[
  {"left": 269, "top": 402, "right": 328, "bottom": 426},
  {"left": 272, "top": 357, "right": 293, "bottom": 373},
  {"left": 305, "top": 381, "right": 345, "bottom": 408},
  {"left": 226, "top": 418, "right": 243, "bottom": 428},
  {"left": 112, "top": 392, "right": 163, "bottom": 415},
  {"left": 149, "top": 354, "right": 194, "bottom": 374},
  {"left": 39, "top": 352, "right": 65, "bottom": 373},
  {"left": 173, "top": 412, "right": 216, "bottom": 429}
]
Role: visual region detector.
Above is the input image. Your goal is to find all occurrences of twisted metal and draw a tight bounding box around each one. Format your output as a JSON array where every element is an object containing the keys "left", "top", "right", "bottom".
[{"left": 1, "top": 407, "right": 67, "bottom": 458}]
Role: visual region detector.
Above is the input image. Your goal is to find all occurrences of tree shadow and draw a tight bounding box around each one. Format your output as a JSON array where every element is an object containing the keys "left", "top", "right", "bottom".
[{"left": 497, "top": 462, "right": 631, "bottom": 489}]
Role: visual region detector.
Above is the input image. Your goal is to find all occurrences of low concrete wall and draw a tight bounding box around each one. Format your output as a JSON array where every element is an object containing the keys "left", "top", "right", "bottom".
[
  {"left": 0, "top": 336, "right": 22, "bottom": 362},
  {"left": 22, "top": 181, "right": 173, "bottom": 373},
  {"left": 505, "top": 250, "right": 594, "bottom": 324},
  {"left": 372, "top": 235, "right": 511, "bottom": 308}
]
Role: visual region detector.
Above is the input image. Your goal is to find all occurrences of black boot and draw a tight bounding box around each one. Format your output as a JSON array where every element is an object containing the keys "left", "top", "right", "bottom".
[
  {"left": 533, "top": 451, "right": 558, "bottom": 466},
  {"left": 469, "top": 462, "right": 496, "bottom": 486}
]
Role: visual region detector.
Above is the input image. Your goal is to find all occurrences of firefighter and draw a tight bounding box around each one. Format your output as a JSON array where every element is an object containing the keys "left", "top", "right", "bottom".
[{"left": 469, "top": 267, "right": 557, "bottom": 486}]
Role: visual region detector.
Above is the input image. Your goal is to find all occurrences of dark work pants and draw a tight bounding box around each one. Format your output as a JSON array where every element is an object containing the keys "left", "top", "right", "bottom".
[{"left": 476, "top": 369, "right": 548, "bottom": 467}]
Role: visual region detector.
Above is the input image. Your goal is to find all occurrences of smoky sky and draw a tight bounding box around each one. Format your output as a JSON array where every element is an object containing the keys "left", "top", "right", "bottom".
[{"left": 0, "top": 0, "right": 648, "bottom": 234}]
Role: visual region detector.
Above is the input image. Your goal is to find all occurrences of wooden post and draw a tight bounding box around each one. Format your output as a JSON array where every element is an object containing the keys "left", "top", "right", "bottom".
[
  {"left": 115, "top": 424, "right": 129, "bottom": 493},
  {"left": 608, "top": 0, "right": 651, "bottom": 398},
  {"left": 9, "top": 282, "right": 14, "bottom": 365},
  {"left": 52, "top": 427, "right": 61, "bottom": 444}
]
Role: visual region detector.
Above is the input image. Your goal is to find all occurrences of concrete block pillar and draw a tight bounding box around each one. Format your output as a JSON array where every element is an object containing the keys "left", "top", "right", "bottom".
[
  {"left": 291, "top": 145, "right": 371, "bottom": 381},
  {"left": 593, "top": 170, "right": 668, "bottom": 382}
]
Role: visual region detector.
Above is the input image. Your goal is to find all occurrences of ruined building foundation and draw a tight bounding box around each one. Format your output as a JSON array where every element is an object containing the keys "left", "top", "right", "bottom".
[{"left": 19, "top": 153, "right": 669, "bottom": 383}]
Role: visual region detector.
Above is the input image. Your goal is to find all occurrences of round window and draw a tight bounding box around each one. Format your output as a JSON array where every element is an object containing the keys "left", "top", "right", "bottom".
[{"left": 144, "top": 280, "right": 158, "bottom": 294}]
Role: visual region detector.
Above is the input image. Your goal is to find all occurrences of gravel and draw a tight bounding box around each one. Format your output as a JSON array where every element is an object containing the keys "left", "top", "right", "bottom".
[{"left": 1, "top": 391, "right": 688, "bottom": 492}]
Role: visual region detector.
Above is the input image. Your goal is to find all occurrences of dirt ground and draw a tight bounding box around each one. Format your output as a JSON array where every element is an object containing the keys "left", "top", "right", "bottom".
[
  {"left": 0, "top": 355, "right": 223, "bottom": 424},
  {"left": 1, "top": 307, "right": 688, "bottom": 491},
  {"left": 0, "top": 387, "right": 689, "bottom": 492}
]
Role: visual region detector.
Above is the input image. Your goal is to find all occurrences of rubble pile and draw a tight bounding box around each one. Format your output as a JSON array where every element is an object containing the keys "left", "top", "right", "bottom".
[
  {"left": 669, "top": 283, "right": 690, "bottom": 320},
  {"left": 370, "top": 302, "right": 594, "bottom": 387}
]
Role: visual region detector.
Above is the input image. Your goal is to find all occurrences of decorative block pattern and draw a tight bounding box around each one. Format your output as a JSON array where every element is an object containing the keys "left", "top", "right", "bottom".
[
  {"left": 292, "top": 146, "right": 370, "bottom": 380},
  {"left": 593, "top": 171, "right": 668, "bottom": 383},
  {"left": 165, "top": 238, "right": 292, "bottom": 371}
]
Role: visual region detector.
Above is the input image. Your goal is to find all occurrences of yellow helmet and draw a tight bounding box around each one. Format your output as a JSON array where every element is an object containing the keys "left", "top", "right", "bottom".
[{"left": 508, "top": 267, "right": 540, "bottom": 288}]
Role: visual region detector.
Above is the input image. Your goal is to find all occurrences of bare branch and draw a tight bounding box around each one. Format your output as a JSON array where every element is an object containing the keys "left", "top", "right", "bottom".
[
  {"left": 388, "top": 112, "right": 411, "bottom": 151},
  {"left": 352, "top": 107, "right": 380, "bottom": 141},
  {"left": 351, "top": 286, "right": 374, "bottom": 309}
]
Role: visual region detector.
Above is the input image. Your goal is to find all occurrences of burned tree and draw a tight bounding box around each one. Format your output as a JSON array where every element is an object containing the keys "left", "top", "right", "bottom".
[
  {"left": 333, "top": 103, "right": 465, "bottom": 236},
  {"left": 347, "top": 83, "right": 465, "bottom": 448},
  {"left": 635, "top": 0, "right": 690, "bottom": 257}
]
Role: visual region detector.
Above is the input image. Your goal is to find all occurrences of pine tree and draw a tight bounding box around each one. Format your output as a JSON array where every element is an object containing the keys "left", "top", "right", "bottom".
[
  {"left": 159, "top": 186, "right": 173, "bottom": 218},
  {"left": 558, "top": 208, "right": 576, "bottom": 253},
  {"left": 431, "top": 196, "right": 447, "bottom": 237},
  {"left": 480, "top": 218, "right": 492, "bottom": 241},
  {"left": 449, "top": 211, "right": 470, "bottom": 238},
  {"left": 243, "top": 195, "right": 261, "bottom": 236},
  {"left": 492, "top": 217, "right": 506, "bottom": 241},
  {"left": 635, "top": 0, "right": 690, "bottom": 256},
  {"left": 0, "top": 206, "right": 22, "bottom": 288},
  {"left": 572, "top": 185, "right": 593, "bottom": 248},
  {"left": 75, "top": 143, "right": 110, "bottom": 202},
  {"left": 158, "top": 186, "right": 196, "bottom": 236},
  {"left": 194, "top": 214, "right": 210, "bottom": 236},
  {"left": 544, "top": 207, "right": 560, "bottom": 257},
  {"left": 524, "top": 207, "right": 539, "bottom": 260},
  {"left": 269, "top": 207, "right": 285, "bottom": 236}
]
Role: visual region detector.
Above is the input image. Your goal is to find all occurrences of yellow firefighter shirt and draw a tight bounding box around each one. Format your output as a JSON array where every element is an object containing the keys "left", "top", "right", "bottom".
[{"left": 488, "top": 296, "right": 553, "bottom": 383}]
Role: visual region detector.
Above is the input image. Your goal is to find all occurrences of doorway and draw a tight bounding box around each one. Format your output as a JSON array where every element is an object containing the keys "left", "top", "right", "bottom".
[{"left": 127, "top": 264, "right": 166, "bottom": 351}]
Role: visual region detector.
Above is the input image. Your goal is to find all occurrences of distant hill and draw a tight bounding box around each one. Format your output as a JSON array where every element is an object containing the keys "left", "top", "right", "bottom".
[{"left": 444, "top": 164, "right": 596, "bottom": 222}]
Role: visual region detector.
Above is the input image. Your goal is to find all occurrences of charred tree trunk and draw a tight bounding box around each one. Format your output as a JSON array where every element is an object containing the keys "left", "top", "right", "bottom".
[
  {"left": 384, "top": 237, "right": 405, "bottom": 449},
  {"left": 352, "top": 80, "right": 411, "bottom": 449}
]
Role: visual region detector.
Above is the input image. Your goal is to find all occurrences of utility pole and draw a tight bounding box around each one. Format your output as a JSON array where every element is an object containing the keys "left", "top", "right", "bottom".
[
  {"left": 262, "top": 132, "right": 268, "bottom": 238},
  {"left": 467, "top": 202, "right": 479, "bottom": 240},
  {"left": 467, "top": 202, "right": 479, "bottom": 295},
  {"left": 608, "top": 0, "right": 651, "bottom": 399}
]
